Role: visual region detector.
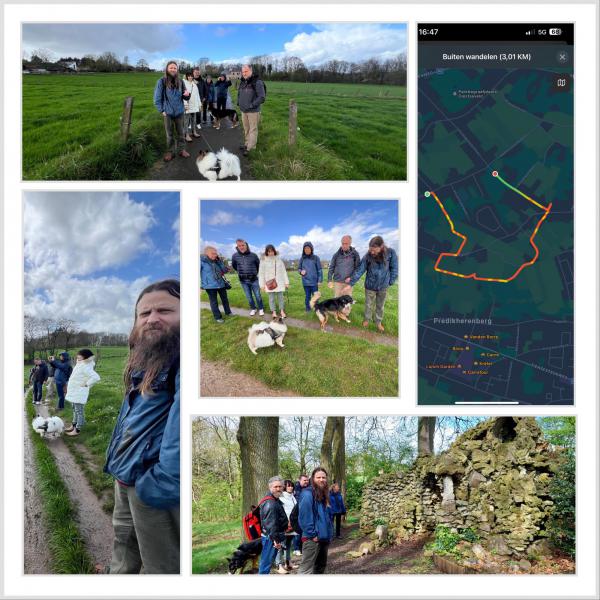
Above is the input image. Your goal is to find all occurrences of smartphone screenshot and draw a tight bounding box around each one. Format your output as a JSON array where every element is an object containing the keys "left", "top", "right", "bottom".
[{"left": 418, "top": 24, "right": 574, "bottom": 405}]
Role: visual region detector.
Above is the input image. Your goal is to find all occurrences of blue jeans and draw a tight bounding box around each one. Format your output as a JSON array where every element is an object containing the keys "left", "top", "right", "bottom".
[
  {"left": 259, "top": 536, "right": 279, "bottom": 574},
  {"left": 56, "top": 381, "right": 66, "bottom": 410},
  {"left": 206, "top": 287, "right": 231, "bottom": 320},
  {"left": 304, "top": 285, "right": 318, "bottom": 311},
  {"left": 293, "top": 530, "right": 303, "bottom": 552},
  {"left": 32, "top": 381, "right": 43, "bottom": 403},
  {"left": 240, "top": 279, "right": 264, "bottom": 311}
]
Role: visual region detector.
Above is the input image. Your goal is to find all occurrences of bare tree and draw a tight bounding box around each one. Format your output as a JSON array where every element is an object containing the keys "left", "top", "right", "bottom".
[{"left": 417, "top": 417, "right": 436, "bottom": 456}]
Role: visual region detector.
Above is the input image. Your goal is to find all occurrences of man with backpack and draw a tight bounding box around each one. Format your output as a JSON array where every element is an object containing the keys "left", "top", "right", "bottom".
[
  {"left": 237, "top": 64, "right": 266, "bottom": 156},
  {"left": 49, "top": 352, "right": 72, "bottom": 410},
  {"left": 258, "top": 476, "right": 290, "bottom": 574},
  {"left": 298, "top": 467, "right": 334, "bottom": 574}
]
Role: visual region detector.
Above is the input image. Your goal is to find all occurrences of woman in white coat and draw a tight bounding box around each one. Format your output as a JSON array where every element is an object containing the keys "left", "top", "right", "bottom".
[
  {"left": 275, "top": 479, "right": 298, "bottom": 572},
  {"left": 258, "top": 244, "right": 289, "bottom": 319},
  {"left": 64, "top": 348, "right": 101, "bottom": 437},
  {"left": 183, "top": 72, "right": 202, "bottom": 141}
]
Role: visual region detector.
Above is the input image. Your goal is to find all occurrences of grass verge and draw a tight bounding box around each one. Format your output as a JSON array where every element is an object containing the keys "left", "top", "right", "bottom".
[
  {"left": 26, "top": 397, "right": 95, "bottom": 574},
  {"left": 192, "top": 520, "right": 240, "bottom": 574},
  {"left": 200, "top": 310, "right": 398, "bottom": 396}
]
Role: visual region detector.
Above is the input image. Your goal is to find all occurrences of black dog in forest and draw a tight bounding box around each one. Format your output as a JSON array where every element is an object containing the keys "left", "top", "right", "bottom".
[{"left": 227, "top": 539, "right": 263, "bottom": 574}]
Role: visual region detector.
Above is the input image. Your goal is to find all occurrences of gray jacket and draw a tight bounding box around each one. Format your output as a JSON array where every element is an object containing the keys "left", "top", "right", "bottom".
[
  {"left": 328, "top": 246, "right": 361, "bottom": 282},
  {"left": 237, "top": 76, "right": 265, "bottom": 113}
]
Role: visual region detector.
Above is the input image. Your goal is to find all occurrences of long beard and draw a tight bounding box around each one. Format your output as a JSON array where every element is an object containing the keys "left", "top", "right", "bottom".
[
  {"left": 124, "top": 323, "right": 180, "bottom": 395},
  {"left": 312, "top": 481, "right": 330, "bottom": 505}
]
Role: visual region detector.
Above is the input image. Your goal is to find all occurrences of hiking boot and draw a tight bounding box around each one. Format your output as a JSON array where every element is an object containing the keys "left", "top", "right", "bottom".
[
  {"left": 250, "top": 309, "right": 257, "bottom": 316},
  {"left": 179, "top": 150, "right": 190, "bottom": 158},
  {"left": 377, "top": 323, "right": 385, "bottom": 332},
  {"left": 185, "top": 135, "right": 193, "bottom": 142},
  {"left": 164, "top": 152, "right": 173, "bottom": 162},
  {"left": 65, "top": 428, "right": 80, "bottom": 437},
  {"left": 362, "top": 320, "right": 369, "bottom": 328},
  {"left": 276, "top": 565, "right": 289, "bottom": 574},
  {"left": 64, "top": 424, "right": 76, "bottom": 433}
]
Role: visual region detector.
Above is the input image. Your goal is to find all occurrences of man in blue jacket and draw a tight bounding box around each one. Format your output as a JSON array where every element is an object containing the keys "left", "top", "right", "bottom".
[
  {"left": 48, "top": 352, "right": 72, "bottom": 410},
  {"left": 329, "top": 482, "right": 347, "bottom": 539},
  {"left": 153, "top": 61, "right": 190, "bottom": 162},
  {"left": 298, "top": 467, "right": 333, "bottom": 574},
  {"left": 104, "top": 279, "right": 180, "bottom": 574},
  {"left": 298, "top": 241, "right": 323, "bottom": 312},
  {"left": 349, "top": 235, "right": 398, "bottom": 333}
]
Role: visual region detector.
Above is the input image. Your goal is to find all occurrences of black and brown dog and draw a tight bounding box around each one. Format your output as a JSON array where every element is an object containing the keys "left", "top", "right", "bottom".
[
  {"left": 309, "top": 291, "right": 356, "bottom": 331},
  {"left": 208, "top": 105, "right": 239, "bottom": 130},
  {"left": 227, "top": 539, "right": 262, "bottom": 574}
]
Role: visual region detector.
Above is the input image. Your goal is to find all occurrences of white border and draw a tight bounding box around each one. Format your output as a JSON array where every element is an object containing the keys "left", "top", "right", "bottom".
[{"left": 2, "top": 3, "right": 598, "bottom": 599}]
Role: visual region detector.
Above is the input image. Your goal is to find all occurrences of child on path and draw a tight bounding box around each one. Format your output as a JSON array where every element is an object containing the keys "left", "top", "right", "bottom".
[{"left": 64, "top": 349, "right": 101, "bottom": 437}]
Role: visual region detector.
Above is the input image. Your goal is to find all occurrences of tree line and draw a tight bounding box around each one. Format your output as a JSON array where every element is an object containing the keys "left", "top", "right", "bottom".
[{"left": 24, "top": 314, "right": 128, "bottom": 362}]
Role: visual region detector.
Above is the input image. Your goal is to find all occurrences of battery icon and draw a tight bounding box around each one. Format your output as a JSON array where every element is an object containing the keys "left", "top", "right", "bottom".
[{"left": 549, "top": 28, "right": 562, "bottom": 35}]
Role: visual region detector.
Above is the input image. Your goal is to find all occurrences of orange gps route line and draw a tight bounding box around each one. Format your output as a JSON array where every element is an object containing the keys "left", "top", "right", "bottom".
[{"left": 426, "top": 172, "right": 552, "bottom": 283}]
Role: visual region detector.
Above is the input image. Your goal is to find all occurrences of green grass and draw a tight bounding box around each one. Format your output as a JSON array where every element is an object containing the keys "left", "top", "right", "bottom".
[
  {"left": 200, "top": 310, "right": 398, "bottom": 396},
  {"left": 22, "top": 73, "right": 406, "bottom": 180},
  {"left": 192, "top": 520, "right": 240, "bottom": 574},
  {"left": 206, "top": 268, "right": 398, "bottom": 337},
  {"left": 26, "top": 397, "right": 95, "bottom": 573},
  {"left": 25, "top": 346, "right": 128, "bottom": 511}
]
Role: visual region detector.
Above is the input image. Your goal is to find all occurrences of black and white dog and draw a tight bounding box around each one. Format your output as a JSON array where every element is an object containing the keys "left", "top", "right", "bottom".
[
  {"left": 310, "top": 291, "right": 356, "bottom": 331},
  {"left": 227, "top": 539, "right": 263, "bottom": 574},
  {"left": 208, "top": 105, "right": 239, "bottom": 130},
  {"left": 196, "top": 148, "right": 242, "bottom": 181}
]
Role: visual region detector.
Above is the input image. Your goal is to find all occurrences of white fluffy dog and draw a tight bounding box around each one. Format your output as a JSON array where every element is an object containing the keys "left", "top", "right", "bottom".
[
  {"left": 247, "top": 319, "right": 288, "bottom": 355},
  {"left": 32, "top": 415, "right": 65, "bottom": 438},
  {"left": 196, "top": 148, "right": 241, "bottom": 181}
]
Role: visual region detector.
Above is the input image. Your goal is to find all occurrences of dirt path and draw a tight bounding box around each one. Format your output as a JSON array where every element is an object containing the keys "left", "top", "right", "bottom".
[
  {"left": 25, "top": 397, "right": 114, "bottom": 572},
  {"left": 200, "top": 303, "right": 397, "bottom": 348},
  {"left": 146, "top": 116, "right": 250, "bottom": 180},
  {"left": 201, "top": 359, "right": 299, "bottom": 397},
  {"left": 24, "top": 398, "right": 53, "bottom": 574}
]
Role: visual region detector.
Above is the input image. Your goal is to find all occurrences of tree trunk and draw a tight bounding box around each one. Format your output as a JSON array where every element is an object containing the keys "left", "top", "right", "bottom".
[
  {"left": 320, "top": 417, "right": 335, "bottom": 474},
  {"left": 332, "top": 417, "right": 346, "bottom": 498},
  {"left": 237, "top": 417, "right": 279, "bottom": 538},
  {"left": 418, "top": 417, "right": 436, "bottom": 456}
]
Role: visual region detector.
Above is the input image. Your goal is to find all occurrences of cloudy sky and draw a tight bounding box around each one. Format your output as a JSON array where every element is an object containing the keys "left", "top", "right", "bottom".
[
  {"left": 200, "top": 200, "right": 399, "bottom": 261},
  {"left": 24, "top": 191, "right": 179, "bottom": 334},
  {"left": 22, "top": 23, "right": 407, "bottom": 70}
]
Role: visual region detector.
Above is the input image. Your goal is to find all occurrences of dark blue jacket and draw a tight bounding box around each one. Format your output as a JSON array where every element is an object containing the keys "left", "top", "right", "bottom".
[
  {"left": 205, "top": 81, "right": 216, "bottom": 103},
  {"left": 298, "top": 487, "right": 333, "bottom": 542},
  {"left": 29, "top": 362, "right": 49, "bottom": 384},
  {"left": 231, "top": 247, "right": 260, "bottom": 282},
  {"left": 200, "top": 255, "right": 229, "bottom": 289},
  {"left": 214, "top": 78, "right": 232, "bottom": 99},
  {"left": 350, "top": 247, "right": 398, "bottom": 291},
  {"left": 298, "top": 242, "right": 323, "bottom": 287},
  {"left": 104, "top": 365, "right": 180, "bottom": 509},
  {"left": 153, "top": 77, "right": 185, "bottom": 117},
  {"left": 50, "top": 353, "right": 72, "bottom": 385},
  {"left": 329, "top": 490, "right": 346, "bottom": 515}
]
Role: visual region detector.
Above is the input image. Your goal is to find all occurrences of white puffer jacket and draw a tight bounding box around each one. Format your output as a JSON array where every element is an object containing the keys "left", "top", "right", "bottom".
[
  {"left": 258, "top": 255, "right": 289, "bottom": 293},
  {"left": 65, "top": 357, "right": 101, "bottom": 405},
  {"left": 183, "top": 79, "right": 201, "bottom": 113}
]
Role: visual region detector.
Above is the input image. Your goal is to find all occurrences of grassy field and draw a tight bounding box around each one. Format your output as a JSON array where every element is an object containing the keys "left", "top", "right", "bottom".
[
  {"left": 22, "top": 73, "right": 406, "bottom": 180},
  {"left": 25, "top": 346, "right": 128, "bottom": 511},
  {"left": 192, "top": 520, "right": 240, "bottom": 574},
  {"left": 200, "top": 310, "right": 398, "bottom": 396},
  {"left": 203, "top": 268, "right": 399, "bottom": 337}
]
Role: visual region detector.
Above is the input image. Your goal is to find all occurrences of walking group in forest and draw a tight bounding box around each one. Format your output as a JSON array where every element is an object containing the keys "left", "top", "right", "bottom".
[
  {"left": 255, "top": 467, "right": 346, "bottom": 575},
  {"left": 201, "top": 234, "right": 398, "bottom": 330}
]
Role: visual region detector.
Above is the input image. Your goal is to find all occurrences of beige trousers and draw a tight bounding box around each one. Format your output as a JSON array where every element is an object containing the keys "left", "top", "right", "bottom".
[
  {"left": 334, "top": 282, "right": 353, "bottom": 297},
  {"left": 241, "top": 111, "right": 261, "bottom": 150}
]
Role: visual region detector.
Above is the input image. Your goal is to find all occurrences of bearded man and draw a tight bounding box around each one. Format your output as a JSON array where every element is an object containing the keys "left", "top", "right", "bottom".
[
  {"left": 104, "top": 279, "right": 180, "bottom": 574},
  {"left": 297, "top": 467, "right": 334, "bottom": 574}
]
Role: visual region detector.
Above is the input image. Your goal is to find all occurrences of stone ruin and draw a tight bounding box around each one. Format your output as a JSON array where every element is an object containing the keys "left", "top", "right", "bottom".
[{"left": 360, "top": 417, "right": 562, "bottom": 558}]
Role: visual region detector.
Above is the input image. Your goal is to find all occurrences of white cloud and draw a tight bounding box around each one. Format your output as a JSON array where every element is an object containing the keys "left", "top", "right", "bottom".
[
  {"left": 164, "top": 216, "right": 181, "bottom": 266},
  {"left": 204, "top": 209, "right": 263, "bottom": 228},
  {"left": 23, "top": 192, "right": 156, "bottom": 333},
  {"left": 22, "top": 23, "right": 183, "bottom": 60}
]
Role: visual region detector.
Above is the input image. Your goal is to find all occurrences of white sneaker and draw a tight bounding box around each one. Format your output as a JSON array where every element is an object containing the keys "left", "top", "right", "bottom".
[
  {"left": 250, "top": 309, "right": 257, "bottom": 316},
  {"left": 293, "top": 550, "right": 301, "bottom": 556},
  {"left": 259, "top": 309, "right": 264, "bottom": 316}
]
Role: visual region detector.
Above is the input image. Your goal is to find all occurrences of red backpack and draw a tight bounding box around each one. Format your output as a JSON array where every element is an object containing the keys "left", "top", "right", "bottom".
[{"left": 242, "top": 495, "right": 274, "bottom": 541}]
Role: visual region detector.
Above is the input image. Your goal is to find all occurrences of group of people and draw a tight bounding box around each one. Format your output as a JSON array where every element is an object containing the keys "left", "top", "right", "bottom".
[
  {"left": 28, "top": 350, "right": 100, "bottom": 437},
  {"left": 153, "top": 62, "right": 266, "bottom": 162},
  {"left": 258, "top": 467, "right": 346, "bottom": 575},
  {"left": 27, "top": 279, "right": 181, "bottom": 573},
  {"left": 201, "top": 235, "right": 398, "bottom": 331}
]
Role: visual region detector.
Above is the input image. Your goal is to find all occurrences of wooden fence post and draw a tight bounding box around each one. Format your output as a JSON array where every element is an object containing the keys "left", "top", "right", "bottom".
[
  {"left": 120, "top": 96, "right": 134, "bottom": 141},
  {"left": 288, "top": 99, "right": 297, "bottom": 145}
]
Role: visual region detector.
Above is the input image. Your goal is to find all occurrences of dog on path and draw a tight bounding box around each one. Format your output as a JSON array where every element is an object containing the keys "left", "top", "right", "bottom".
[
  {"left": 310, "top": 291, "right": 356, "bottom": 331},
  {"left": 32, "top": 415, "right": 65, "bottom": 438},
  {"left": 196, "top": 148, "right": 241, "bottom": 181}
]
